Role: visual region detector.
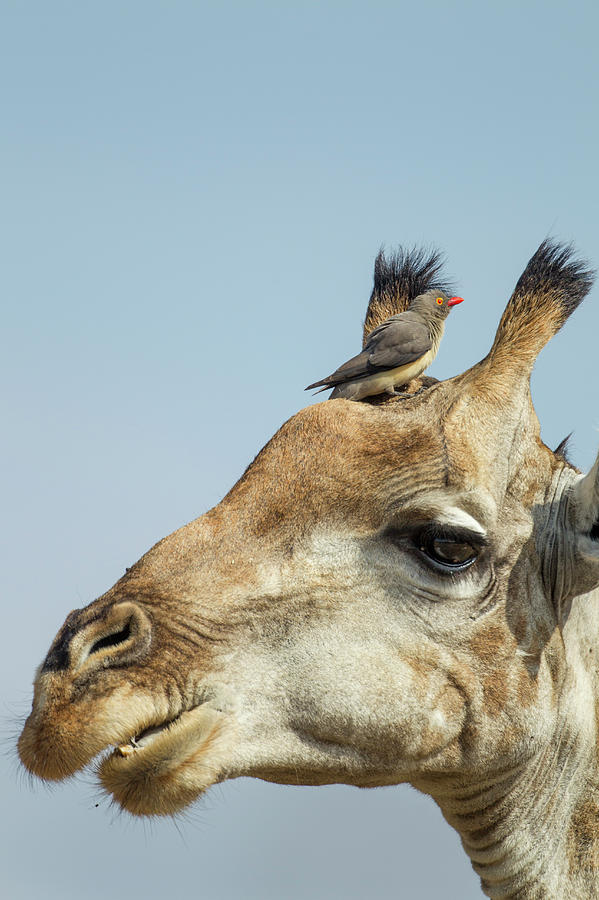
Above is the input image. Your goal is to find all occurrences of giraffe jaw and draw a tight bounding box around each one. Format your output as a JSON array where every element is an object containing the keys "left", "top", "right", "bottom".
[{"left": 98, "top": 702, "right": 230, "bottom": 816}]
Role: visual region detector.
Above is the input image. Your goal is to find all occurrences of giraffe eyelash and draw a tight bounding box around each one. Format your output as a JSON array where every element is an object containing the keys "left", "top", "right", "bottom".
[{"left": 385, "top": 523, "right": 487, "bottom": 576}]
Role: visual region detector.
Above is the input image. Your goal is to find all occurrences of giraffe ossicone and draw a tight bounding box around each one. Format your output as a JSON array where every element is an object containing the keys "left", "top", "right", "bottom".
[{"left": 18, "top": 240, "right": 599, "bottom": 899}]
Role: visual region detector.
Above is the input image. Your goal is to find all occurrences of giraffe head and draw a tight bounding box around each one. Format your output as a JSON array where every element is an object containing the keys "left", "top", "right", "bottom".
[{"left": 18, "top": 242, "right": 599, "bottom": 882}]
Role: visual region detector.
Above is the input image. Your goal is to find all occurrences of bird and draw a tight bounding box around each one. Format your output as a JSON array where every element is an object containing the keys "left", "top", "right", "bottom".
[{"left": 305, "top": 289, "right": 464, "bottom": 401}]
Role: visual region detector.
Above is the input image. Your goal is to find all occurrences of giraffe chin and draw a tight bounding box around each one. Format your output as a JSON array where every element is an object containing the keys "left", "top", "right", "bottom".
[{"left": 98, "top": 704, "right": 228, "bottom": 816}]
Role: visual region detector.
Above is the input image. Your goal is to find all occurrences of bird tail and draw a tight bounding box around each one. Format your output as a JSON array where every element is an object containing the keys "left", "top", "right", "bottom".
[{"left": 305, "top": 379, "right": 333, "bottom": 391}]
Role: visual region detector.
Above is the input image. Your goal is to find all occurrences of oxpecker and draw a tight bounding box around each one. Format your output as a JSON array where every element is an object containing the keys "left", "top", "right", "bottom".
[{"left": 306, "top": 289, "right": 464, "bottom": 401}]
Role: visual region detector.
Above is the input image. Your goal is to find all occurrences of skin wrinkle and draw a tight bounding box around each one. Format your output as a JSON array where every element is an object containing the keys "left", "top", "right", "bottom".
[
  {"left": 450, "top": 754, "right": 573, "bottom": 893},
  {"left": 472, "top": 574, "right": 501, "bottom": 620}
]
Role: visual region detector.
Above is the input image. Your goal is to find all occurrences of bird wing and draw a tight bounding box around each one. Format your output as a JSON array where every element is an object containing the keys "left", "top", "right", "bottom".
[
  {"left": 365, "top": 313, "right": 432, "bottom": 369},
  {"left": 305, "top": 312, "right": 432, "bottom": 390}
]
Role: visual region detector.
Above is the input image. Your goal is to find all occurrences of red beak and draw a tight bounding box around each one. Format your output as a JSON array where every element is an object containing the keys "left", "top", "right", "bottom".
[{"left": 447, "top": 296, "right": 465, "bottom": 307}]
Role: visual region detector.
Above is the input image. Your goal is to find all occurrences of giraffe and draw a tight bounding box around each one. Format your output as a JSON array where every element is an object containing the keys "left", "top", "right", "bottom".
[{"left": 18, "top": 240, "right": 599, "bottom": 899}]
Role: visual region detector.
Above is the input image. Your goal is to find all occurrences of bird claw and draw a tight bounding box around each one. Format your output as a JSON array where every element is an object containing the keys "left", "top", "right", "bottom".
[{"left": 388, "top": 386, "right": 426, "bottom": 400}]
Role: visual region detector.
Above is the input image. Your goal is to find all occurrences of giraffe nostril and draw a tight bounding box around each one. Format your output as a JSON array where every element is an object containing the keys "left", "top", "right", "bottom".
[
  {"left": 66, "top": 602, "right": 152, "bottom": 672},
  {"left": 88, "top": 620, "right": 132, "bottom": 656}
]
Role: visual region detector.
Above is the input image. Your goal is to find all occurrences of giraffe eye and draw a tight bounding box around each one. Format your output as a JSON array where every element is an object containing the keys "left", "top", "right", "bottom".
[
  {"left": 416, "top": 527, "right": 481, "bottom": 573},
  {"left": 436, "top": 297, "right": 444, "bottom": 305},
  {"left": 385, "top": 524, "right": 484, "bottom": 574}
]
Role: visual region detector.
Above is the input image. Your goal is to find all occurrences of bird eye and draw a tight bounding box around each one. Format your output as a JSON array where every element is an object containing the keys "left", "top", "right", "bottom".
[
  {"left": 417, "top": 528, "right": 479, "bottom": 573},
  {"left": 436, "top": 297, "right": 444, "bottom": 305}
]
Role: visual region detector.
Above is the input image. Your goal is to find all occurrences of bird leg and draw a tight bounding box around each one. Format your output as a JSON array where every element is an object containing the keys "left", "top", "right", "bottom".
[{"left": 385, "top": 385, "right": 426, "bottom": 400}]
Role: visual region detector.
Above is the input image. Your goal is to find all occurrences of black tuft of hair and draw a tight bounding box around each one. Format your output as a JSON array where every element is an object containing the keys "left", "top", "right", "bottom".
[
  {"left": 373, "top": 246, "right": 454, "bottom": 305},
  {"left": 363, "top": 246, "right": 455, "bottom": 342},
  {"left": 513, "top": 238, "right": 595, "bottom": 322},
  {"left": 553, "top": 433, "right": 573, "bottom": 462}
]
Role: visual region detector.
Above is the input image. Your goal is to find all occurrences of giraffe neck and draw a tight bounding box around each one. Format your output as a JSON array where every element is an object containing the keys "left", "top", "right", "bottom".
[{"left": 428, "top": 743, "right": 599, "bottom": 899}]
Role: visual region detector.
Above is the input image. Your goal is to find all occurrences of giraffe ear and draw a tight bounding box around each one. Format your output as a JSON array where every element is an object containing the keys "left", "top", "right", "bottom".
[
  {"left": 462, "top": 241, "right": 593, "bottom": 395},
  {"left": 571, "top": 454, "right": 599, "bottom": 565},
  {"left": 542, "top": 455, "right": 599, "bottom": 626}
]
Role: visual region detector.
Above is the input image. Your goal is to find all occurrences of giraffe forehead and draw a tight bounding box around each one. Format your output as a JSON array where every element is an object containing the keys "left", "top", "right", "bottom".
[
  {"left": 222, "top": 400, "right": 519, "bottom": 549},
  {"left": 226, "top": 395, "right": 549, "bottom": 557},
  {"left": 226, "top": 401, "right": 451, "bottom": 514},
  {"left": 270, "top": 400, "right": 446, "bottom": 466}
]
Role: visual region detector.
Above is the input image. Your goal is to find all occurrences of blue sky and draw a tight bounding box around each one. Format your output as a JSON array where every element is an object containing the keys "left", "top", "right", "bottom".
[{"left": 2, "top": 2, "right": 598, "bottom": 897}]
